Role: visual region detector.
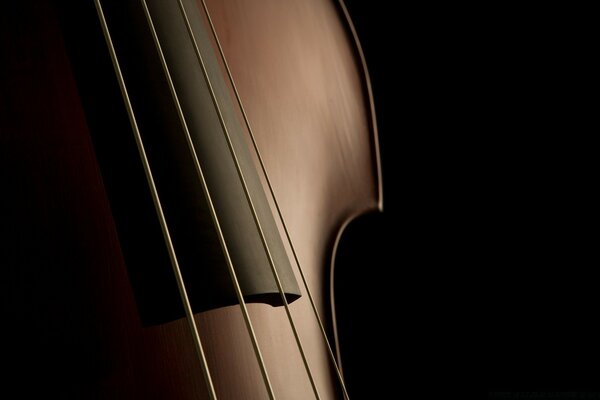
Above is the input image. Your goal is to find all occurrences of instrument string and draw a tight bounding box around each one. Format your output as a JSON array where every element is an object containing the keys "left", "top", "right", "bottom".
[
  {"left": 139, "top": 0, "right": 277, "bottom": 398},
  {"left": 198, "top": 1, "right": 351, "bottom": 398},
  {"left": 177, "top": 1, "right": 321, "bottom": 398},
  {"left": 93, "top": 1, "right": 217, "bottom": 398}
]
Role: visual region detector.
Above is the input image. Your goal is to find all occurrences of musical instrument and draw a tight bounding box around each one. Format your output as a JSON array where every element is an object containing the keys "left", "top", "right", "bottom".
[{"left": 0, "top": 0, "right": 381, "bottom": 398}]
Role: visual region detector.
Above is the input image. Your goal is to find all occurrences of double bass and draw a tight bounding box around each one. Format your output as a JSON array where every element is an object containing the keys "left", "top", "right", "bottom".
[{"left": 1, "top": 0, "right": 382, "bottom": 398}]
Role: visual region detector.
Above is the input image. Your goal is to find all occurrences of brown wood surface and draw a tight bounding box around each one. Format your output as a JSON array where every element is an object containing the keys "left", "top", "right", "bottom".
[
  {"left": 1, "top": 0, "right": 380, "bottom": 398},
  {"left": 195, "top": 0, "right": 381, "bottom": 397}
]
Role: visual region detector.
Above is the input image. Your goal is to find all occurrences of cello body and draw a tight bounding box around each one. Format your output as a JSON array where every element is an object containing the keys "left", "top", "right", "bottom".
[{"left": 0, "top": 0, "right": 381, "bottom": 398}]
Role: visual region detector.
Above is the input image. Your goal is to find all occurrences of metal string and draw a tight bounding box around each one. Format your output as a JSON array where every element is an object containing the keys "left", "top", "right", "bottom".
[
  {"left": 93, "top": 1, "right": 217, "bottom": 398},
  {"left": 177, "top": 1, "right": 321, "bottom": 398},
  {"left": 198, "top": 1, "right": 351, "bottom": 398},
  {"left": 138, "top": 0, "right": 279, "bottom": 398}
]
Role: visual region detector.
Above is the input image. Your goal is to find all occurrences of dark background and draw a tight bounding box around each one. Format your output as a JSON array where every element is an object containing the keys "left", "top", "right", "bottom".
[
  {"left": 334, "top": 2, "right": 461, "bottom": 396},
  {"left": 337, "top": 1, "right": 595, "bottom": 398}
]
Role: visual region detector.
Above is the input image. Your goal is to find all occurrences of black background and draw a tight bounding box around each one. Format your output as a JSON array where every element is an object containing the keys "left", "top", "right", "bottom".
[
  {"left": 334, "top": 2, "right": 462, "bottom": 397},
  {"left": 337, "top": 1, "right": 595, "bottom": 398}
]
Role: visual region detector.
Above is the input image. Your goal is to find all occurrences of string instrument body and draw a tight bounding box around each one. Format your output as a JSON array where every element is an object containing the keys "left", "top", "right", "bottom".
[{"left": 0, "top": 0, "right": 381, "bottom": 398}]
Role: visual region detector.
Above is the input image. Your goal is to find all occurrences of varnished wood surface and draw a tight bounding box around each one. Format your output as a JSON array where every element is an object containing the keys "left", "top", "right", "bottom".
[
  {"left": 1, "top": 0, "right": 380, "bottom": 398},
  {"left": 195, "top": 0, "right": 381, "bottom": 397}
]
